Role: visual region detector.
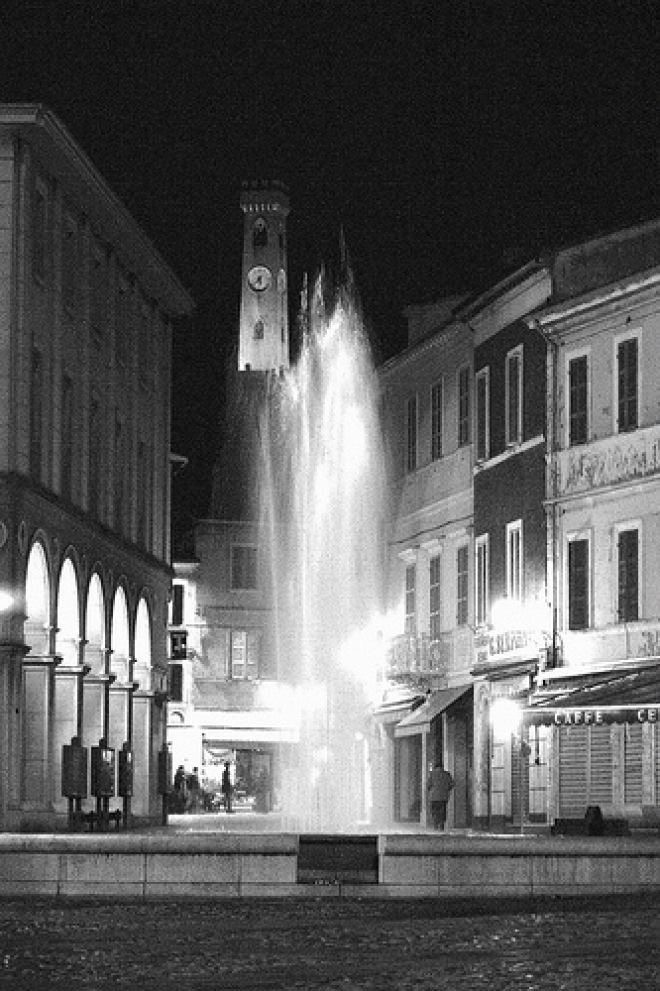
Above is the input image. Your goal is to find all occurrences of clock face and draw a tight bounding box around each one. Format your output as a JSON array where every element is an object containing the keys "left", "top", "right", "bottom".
[{"left": 247, "top": 265, "right": 272, "bottom": 292}]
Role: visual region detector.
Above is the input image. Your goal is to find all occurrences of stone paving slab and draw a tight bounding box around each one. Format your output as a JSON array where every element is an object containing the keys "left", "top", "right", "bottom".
[{"left": 1, "top": 893, "right": 660, "bottom": 989}]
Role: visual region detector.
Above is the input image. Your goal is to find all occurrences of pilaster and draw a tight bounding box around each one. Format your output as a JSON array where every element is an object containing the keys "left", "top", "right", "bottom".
[{"left": 21, "top": 653, "right": 60, "bottom": 808}]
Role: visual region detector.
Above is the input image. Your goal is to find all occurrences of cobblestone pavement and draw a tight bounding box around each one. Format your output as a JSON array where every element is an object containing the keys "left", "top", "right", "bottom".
[{"left": 1, "top": 893, "right": 660, "bottom": 990}]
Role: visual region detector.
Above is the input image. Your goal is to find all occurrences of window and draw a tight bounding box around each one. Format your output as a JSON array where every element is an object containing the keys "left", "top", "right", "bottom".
[
  {"left": 62, "top": 213, "right": 78, "bottom": 312},
  {"left": 431, "top": 380, "right": 443, "bottom": 460},
  {"left": 168, "top": 663, "right": 183, "bottom": 702},
  {"left": 170, "top": 631, "right": 188, "bottom": 659},
  {"left": 115, "top": 273, "right": 130, "bottom": 368},
  {"left": 138, "top": 303, "right": 153, "bottom": 390},
  {"left": 406, "top": 394, "right": 418, "bottom": 472},
  {"left": 568, "top": 354, "right": 588, "bottom": 446},
  {"left": 506, "top": 520, "right": 523, "bottom": 603},
  {"left": 476, "top": 368, "right": 489, "bottom": 462},
  {"left": 617, "top": 528, "right": 639, "bottom": 623},
  {"left": 88, "top": 397, "right": 101, "bottom": 518},
  {"left": 230, "top": 630, "right": 261, "bottom": 679},
  {"left": 458, "top": 366, "right": 471, "bottom": 447},
  {"left": 171, "top": 584, "right": 184, "bottom": 626},
  {"left": 404, "top": 563, "right": 416, "bottom": 635},
  {"left": 137, "top": 440, "right": 152, "bottom": 548},
  {"left": 568, "top": 537, "right": 589, "bottom": 630},
  {"left": 475, "top": 535, "right": 489, "bottom": 627},
  {"left": 505, "top": 346, "right": 523, "bottom": 446},
  {"left": 90, "top": 239, "right": 107, "bottom": 336},
  {"left": 32, "top": 180, "right": 47, "bottom": 281},
  {"left": 457, "top": 545, "right": 469, "bottom": 626},
  {"left": 113, "top": 416, "right": 126, "bottom": 534},
  {"left": 254, "top": 319, "right": 264, "bottom": 340},
  {"left": 617, "top": 336, "right": 638, "bottom": 433},
  {"left": 429, "top": 556, "right": 441, "bottom": 641},
  {"left": 61, "top": 374, "right": 74, "bottom": 502},
  {"left": 30, "top": 348, "right": 43, "bottom": 480},
  {"left": 231, "top": 545, "right": 258, "bottom": 590},
  {"left": 252, "top": 218, "right": 268, "bottom": 249}
]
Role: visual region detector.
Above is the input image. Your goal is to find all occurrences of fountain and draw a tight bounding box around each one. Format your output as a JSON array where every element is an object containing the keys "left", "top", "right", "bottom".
[{"left": 260, "top": 276, "right": 388, "bottom": 832}]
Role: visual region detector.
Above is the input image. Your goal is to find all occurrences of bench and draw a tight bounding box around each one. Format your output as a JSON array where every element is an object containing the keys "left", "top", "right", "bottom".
[
  {"left": 551, "top": 808, "right": 630, "bottom": 837},
  {"left": 633, "top": 806, "right": 660, "bottom": 835}
]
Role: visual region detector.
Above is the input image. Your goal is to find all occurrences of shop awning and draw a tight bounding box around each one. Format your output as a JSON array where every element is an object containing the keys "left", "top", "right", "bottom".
[
  {"left": 395, "top": 685, "right": 472, "bottom": 738},
  {"left": 525, "top": 666, "right": 660, "bottom": 726},
  {"left": 372, "top": 686, "right": 425, "bottom": 725}
]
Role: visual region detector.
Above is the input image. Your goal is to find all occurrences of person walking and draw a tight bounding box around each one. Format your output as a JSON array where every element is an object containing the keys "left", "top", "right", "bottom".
[
  {"left": 187, "top": 766, "right": 201, "bottom": 813},
  {"left": 221, "top": 762, "right": 234, "bottom": 814},
  {"left": 427, "top": 762, "right": 454, "bottom": 830},
  {"left": 173, "top": 765, "right": 187, "bottom": 813}
]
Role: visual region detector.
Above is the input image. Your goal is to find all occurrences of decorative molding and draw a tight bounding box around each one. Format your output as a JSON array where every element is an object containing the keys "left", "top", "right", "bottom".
[{"left": 558, "top": 423, "right": 660, "bottom": 498}]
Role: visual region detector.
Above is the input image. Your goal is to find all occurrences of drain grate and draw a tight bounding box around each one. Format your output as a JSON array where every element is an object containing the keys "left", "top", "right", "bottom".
[{"left": 297, "top": 835, "right": 379, "bottom": 885}]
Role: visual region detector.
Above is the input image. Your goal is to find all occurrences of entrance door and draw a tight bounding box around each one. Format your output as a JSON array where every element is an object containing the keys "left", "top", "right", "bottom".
[{"left": 448, "top": 712, "right": 471, "bottom": 827}]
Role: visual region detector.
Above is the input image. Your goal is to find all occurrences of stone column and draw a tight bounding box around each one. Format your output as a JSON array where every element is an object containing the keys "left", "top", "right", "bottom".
[
  {"left": 420, "top": 729, "right": 429, "bottom": 826},
  {"left": 0, "top": 644, "right": 28, "bottom": 829},
  {"left": 52, "top": 664, "right": 88, "bottom": 813},
  {"left": 21, "top": 654, "right": 60, "bottom": 810},
  {"left": 81, "top": 674, "right": 114, "bottom": 753},
  {"left": 108, "top": 682, "right": 134, "bottom": 756},
  {"left": 131, "top": 691, "right": 160, "bottom": 820}
]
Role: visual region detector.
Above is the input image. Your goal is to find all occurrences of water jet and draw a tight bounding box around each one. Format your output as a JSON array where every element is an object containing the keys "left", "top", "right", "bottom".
[{"left": 260, "top": 277, "right": 388, "bottom": 832}]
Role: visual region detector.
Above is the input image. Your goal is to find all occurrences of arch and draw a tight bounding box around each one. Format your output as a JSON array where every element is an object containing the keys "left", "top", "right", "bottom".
[
  {"left": 84, "top": 571, "right": 106, "bottom": 673},
  {"left": 24, "top": 540, "right": 51, "bottom": 654},
  {"left": 55, "top": 556, "right": 80, "bottom": 665},
  {"left": 110, "top": 585, "right": 130, "bottom": 682},
  {"left": 134, "top": 595, "right": 152, "bottom": 690}
]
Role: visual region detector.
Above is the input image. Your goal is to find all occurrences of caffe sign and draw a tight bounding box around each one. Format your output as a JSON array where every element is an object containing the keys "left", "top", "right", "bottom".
[{"left": 526, "top": 705, "right": 660, "bottom": 727}]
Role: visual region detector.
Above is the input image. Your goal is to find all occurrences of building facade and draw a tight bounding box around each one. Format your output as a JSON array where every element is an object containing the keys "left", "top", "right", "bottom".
[
  {"left": 0, "top": 105, "right": 192, "bottom": 830},
  {"left": 167, "top": 182, "right": 292, "bottom": 810},
  {"left": 466, "top": 265, "right": 552, "bottom": 828},
  {"left": 378, "top": 297, "right": 475, "bottom": 828},
  {"left": 525, "top": 219, "right": 660, "bottom": 825}
]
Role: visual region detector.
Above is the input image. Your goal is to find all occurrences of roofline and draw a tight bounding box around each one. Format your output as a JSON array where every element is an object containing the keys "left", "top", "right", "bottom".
[{"left": 0, "top": 104, "right": 194, "bottom": 317}]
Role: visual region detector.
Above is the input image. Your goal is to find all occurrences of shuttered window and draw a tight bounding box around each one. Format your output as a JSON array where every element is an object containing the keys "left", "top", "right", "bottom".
[
  {"left": 558, "top": 725, "right": 612, "bottom": 816},
  {"left": 624, "top": 724, "right": 644, "bottom": 806},
  {"left": 568, "top": 538, "right": 589, "bottom": 630},
  {"left": 617, "top": 528, "right": 639, "bottom": 623}
]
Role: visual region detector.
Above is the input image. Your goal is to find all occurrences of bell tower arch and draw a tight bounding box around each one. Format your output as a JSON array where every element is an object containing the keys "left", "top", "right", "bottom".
[{"left": 239, "top": 180, "right": 290, "bottom": 373}]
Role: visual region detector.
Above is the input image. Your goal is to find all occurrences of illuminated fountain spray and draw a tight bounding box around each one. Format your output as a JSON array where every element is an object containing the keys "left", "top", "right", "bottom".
[{"left": 260, "top": 277, "right": 386, "bottom": 831}]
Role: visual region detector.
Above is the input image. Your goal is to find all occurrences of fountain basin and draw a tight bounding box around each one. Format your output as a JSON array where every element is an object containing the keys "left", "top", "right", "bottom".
[{"left": 2, "top": 831, "right": 660, "bottom": 900}]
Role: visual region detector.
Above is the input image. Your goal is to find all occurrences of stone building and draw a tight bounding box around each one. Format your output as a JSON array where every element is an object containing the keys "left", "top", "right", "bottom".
[
  {"left": 525, "top": 218, "right": 660, "bottom": 827},
  {"left": 167, "top": 182, "right": 291, "bottom": 809},
  {"left": 377, "top": 296, "right": 474, "bottom": 828},
  {"left": 0, "top": 105, "right": 192, "bottom": 830}
]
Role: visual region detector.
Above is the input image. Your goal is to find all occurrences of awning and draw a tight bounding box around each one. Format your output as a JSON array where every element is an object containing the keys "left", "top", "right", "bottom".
[
  {"left": 395, "top": 685, "right": 472, "bottom": 738},
  {"left": 372, "top": 686, "right": 425, "bottom": 725},
  {"left": 525, "top": 667, "right": 660, "bottom": 726}
]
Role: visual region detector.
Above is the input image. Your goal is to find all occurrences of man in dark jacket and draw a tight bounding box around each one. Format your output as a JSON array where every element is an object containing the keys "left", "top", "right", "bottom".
[{"left": 427, "top": 763, "right": 454, "bottom": 830}]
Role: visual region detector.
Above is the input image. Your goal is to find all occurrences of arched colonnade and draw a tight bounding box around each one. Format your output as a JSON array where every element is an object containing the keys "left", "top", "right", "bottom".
[{"left": 21, "top": 536, "right": 157, "bottom": 819}]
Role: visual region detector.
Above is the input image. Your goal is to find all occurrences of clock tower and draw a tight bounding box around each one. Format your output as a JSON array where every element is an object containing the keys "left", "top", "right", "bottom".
[{"left": 239, "top": 180, "right": 290, "bottom": 373}]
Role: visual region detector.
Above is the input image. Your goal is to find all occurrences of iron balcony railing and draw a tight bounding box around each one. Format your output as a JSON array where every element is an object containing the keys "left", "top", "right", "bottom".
[{"left": 386, "top": 632, "right": 451, "bottom": 678}]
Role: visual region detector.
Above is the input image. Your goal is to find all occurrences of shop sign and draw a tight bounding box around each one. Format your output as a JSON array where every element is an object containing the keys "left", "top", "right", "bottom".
[
  {"left": 475, "top": 628, "right": 537, "bottom": 666},
  {"left": 526, "top": 705, "right": 660, "bottom": 727}
]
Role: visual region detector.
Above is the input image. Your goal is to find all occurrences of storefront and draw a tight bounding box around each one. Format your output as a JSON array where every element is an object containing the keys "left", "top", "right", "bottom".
[
  {"left": 525, "top": 666, "right": 660, "bottom": 821},
  {"left": 202, "top": 738, "right": 274, "bottom": 811},
  {"left": 393, "top": 685, "right": 473, "bottom": 827}
]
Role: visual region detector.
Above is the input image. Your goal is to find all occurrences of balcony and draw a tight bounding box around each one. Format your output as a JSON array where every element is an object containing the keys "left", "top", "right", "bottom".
[
  {"left": 557, "top": 422, "right": 660, "bottom": 498},
  {"left": 386, "top": 633, "right": 451, "bottom": 682}
]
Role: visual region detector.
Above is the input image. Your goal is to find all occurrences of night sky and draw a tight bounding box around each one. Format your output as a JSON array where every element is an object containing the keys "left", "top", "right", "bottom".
[{"left": 3, "top": 0, "right": 660, "bottom": 534}]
